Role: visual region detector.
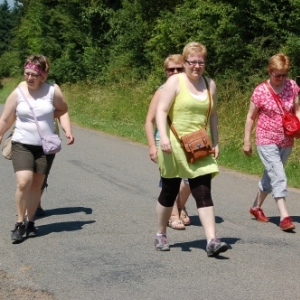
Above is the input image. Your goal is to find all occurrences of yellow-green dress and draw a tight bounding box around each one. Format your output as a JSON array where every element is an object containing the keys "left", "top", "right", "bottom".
[{"left": 157, "top": 73, "right": 219, "bottom": 179}]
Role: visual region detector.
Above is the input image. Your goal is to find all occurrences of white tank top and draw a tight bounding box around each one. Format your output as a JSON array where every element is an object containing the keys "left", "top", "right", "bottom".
[{"left": 12, "top": 84, "right": 55, "bottom": 146}]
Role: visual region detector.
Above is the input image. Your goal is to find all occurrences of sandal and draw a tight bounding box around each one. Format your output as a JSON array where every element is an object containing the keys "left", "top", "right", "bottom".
[
  {"left": 168, "top": 217, "right": 185, "bottom": 230},
  {"left": 180, "top": 207, "right": 191, "bottom": 226}
]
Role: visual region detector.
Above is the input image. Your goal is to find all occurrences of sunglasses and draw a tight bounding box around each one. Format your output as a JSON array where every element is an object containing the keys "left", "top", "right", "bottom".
[
  {"left": 166, "top": 67, "right": 184, "bottom": 72},
  {"left": 272, "top": 72, "right": 288, "bottom": 79}
]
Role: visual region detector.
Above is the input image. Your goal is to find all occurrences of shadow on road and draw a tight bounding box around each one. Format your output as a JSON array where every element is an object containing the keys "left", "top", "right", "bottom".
[
  {"left": 268, "top": 215, "right": 299, "bottom": 233},
  {"left": 188, "top": 215, "right": 224, "bottom": 227},
  {"left": 37, "top": 220, "right": 96, "bottom": 236},
  {"left": 171, "top": 237, "right": 240, "bottom": 259},
  {"left": 36, "top": 206, "right": 93, "bottom": 219}
]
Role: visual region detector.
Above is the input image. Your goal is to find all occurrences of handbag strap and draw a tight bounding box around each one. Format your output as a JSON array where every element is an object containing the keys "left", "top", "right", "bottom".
[
  {"left": 17, "top": 86, "right": 44, "bottom": 139},
  {"left": 168, "top": 76, "right": 212, "bottom": 140},
  {"left": 264, "top": 81, "right": 285, "bottom": 114}
]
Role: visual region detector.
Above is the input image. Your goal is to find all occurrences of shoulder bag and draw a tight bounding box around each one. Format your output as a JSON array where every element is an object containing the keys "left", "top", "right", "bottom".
[
  {"left": 18, "top": 86, "right": 62, "bottom": 154},
  {"left": 168, "top": 76, "right": 215, "bottom": 163},
  {"left": 2, "top": 128, "right": 14, "bottom": 160},
  {"left": 265, "top": 81, "right": 300, "bottom": 139}
]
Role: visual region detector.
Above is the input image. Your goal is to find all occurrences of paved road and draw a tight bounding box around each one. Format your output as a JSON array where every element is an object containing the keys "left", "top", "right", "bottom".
[{"left": 0, "top": 124, "right": 300, "bottom": 300}]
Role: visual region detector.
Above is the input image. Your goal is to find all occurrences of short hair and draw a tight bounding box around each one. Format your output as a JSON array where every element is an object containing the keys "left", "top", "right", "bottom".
[
  {"left": 182, "top": 42, "right": 207, "bottom": 61},
  {"left": 24, "top": 54, "right": 50, "bottom": 73},
  {"left": 268, "top": 53, "right": 290, "bottom": 73},
  {"left": 163, "top": 54, "right": 184, "bottom": 70}
]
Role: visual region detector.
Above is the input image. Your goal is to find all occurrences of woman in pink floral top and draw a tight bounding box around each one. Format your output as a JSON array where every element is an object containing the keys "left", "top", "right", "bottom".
[{"left": 243, "top": 53, "right": 300, "bottom": 231}]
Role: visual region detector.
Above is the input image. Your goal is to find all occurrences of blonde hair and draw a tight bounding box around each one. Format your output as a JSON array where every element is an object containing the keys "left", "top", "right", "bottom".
[
  {"left": 182, "top": 42, "right": 207, "bottom": 61},
  {"left": 268, "top": 53, "right": 290, "bottom": 73},
  {"left": 163, "top": 54, "right": 184, "bottom": 70}
]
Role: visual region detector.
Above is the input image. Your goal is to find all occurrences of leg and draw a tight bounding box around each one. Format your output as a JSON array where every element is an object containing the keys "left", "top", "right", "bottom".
[
  {"left": 249, "top": 188, "right": 269, "bottom": 222},
  {"left": 177, "top": 179, "right": 191, "bottom": 209},
  {"left": 177, "top": 179, "right": 191, "bottom": 225},
  {"left": 168, "top": 179, "right": 186, "bottom": 230},
  {"left": 15, "top": 170, "right": 34, "bottom": 223},
  {"left": 154, "top": 177, "right": 181, "bottom": 251},
  {"left": 26, "top": 172, "right": 46, "bottom": 221},
  {"left": 156, "top": 177, "right": 181, "bottom": 234},
  {"left": 189, "top": 174, "right": 228, "bottom": 256},
  {"left": 252, "top": 189, "right": 269, "bottom": 208},
  {"left": 12, "top": 170, "right": 44, "bottom": 241},
  {"left": 36, "top": 174, "right": 48, "bottom": 217},
  {"left": 257, "top": 145, "right": 294, "bottom": 230},
  {"left": 168, "top": 200, "right": 185, "bottom": 230}
]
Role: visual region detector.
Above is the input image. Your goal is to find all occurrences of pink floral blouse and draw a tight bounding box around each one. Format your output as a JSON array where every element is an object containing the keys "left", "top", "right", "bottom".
[{"left": 252, "top": 79, "right": 299, "bottom": 147}]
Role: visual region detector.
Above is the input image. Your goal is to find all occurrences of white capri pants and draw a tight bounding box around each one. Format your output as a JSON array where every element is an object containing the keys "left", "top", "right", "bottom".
[{"left": 257, "top": 144, "right": 292, "bottom": 198}]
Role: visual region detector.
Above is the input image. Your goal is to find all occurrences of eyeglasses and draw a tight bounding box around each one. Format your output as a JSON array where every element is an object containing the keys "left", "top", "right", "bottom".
[
  {"left": 24, "top": 72, "right": 40, "bottom": 78},
  {"left": 272, "top": 72, "right": 288, "bottom": 79},
  {"left": 186, "top": 60, "right": 206, "bottom": 66},
  {"left": 166, "top": 67, "right": 184, "bottom": 72}
]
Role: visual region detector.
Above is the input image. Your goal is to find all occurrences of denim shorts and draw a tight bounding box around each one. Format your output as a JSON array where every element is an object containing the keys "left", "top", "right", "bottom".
[{"left": 257, "top": 144, "right": 292, "bottom": 198}]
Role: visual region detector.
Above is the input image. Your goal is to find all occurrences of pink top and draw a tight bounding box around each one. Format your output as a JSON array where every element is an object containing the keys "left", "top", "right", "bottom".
[{"left": 252, "top": 79, "right": 299, "bottom": 147}]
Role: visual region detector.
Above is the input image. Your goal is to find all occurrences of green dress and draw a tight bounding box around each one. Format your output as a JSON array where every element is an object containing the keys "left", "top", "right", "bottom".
[{"left": 157, "top": 73, "right": 219, "bottom": 179}]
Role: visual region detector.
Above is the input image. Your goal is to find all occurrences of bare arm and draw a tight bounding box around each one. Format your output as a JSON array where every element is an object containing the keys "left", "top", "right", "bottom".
[
  {"left": 156, "top": 75, "right": 179, "bottom": 154},
  {"left": 145, "top": 89, "right": 161, "bottom": 163},
  {"left": 243, "top": 101, "right": 258, "bottom": 156},
  {"left": 208, "top": 79, "right": 219, "bottom": 159},
  {"left": 0, "top": 89, "right": 17, "bottom": 142},
  {"left": 53, "top": 84, "right": 68, "bottom": 118},
  {"left": 58, "top": 112, "right": 74, "bottom": 145},
  {"left": 294, "top": 95, "right": 300, "bottom": 120}
]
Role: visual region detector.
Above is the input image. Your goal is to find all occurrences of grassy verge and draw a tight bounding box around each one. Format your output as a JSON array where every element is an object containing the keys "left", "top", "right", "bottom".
[{"left": 1, "top": 77, "right": 300, "bottom": 188}]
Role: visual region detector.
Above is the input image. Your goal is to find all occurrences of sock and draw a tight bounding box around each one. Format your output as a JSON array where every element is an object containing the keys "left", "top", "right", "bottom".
[{"left": 156, "top": 233, "right": 166, "bottom": 237}]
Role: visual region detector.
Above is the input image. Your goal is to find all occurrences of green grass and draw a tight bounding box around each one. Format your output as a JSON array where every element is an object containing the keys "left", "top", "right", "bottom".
[{"left": 1, "top": 76, "right": 300, "bottom": 188}]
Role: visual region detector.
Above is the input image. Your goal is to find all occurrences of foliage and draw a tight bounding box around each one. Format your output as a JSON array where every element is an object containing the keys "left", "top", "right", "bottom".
[
  {"left": 2, "top": 0, "right": 300, "bottom": 185},
  {"left": 1, "top": 0, "right": 300, "bottom": 84}
]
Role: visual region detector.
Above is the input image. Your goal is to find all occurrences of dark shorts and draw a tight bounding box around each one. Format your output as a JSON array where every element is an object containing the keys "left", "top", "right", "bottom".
[{"left": 12, "top": 141, "right": 55, "bottom": 175}]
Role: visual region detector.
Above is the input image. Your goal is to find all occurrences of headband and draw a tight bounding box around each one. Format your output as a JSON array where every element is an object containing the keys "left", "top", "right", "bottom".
[{"left": 24, "top": 63, "right": 46, "bottom": 76}]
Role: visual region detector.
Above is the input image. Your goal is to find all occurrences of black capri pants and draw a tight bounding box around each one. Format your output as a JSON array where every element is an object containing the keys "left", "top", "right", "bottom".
[{"left": 158, "top": 174, "right": 213, "bottom": 209}]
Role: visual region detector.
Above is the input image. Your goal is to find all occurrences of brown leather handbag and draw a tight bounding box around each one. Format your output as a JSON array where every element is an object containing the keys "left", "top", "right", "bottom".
[{"left": 168, "top": 77, "right": 215, "bottom": 163}]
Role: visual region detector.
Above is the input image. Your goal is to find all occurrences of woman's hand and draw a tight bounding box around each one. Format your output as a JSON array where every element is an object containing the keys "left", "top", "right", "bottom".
[
  {"left": 213, "top": 145, "right": 219, "bottom": 159},
  {"left": 160, "top": 137, "right": 172, "bottom": 154},
  {"left": 65, "top": 131, "right": 75, "bottom": 145},
  {"left": 243, "top": 141, "right": 252, "bottom": 156},
  {"left": 149, "top": 145, "right": 158, "bottom": 163}
]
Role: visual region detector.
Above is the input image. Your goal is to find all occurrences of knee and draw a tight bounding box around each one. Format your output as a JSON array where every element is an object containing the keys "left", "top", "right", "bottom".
[
  {"left": 16, "top": 181, "right": 31, "bottom": 193},
  {"left": 195, "top": 197, "right": 213, "bottom": 208},
  {"left": 158, "top": 194, "right": 175, "bottom": 207},
  {"left": 258, "top": 181, "right": 272, "bottom": 194}
]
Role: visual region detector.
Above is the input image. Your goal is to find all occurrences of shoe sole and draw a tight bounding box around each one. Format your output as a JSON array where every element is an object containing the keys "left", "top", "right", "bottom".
[
  {"left": 11, "top": 236, "right": 24, "bottom": 244},
  {"left": 207, "top": 244, "right": 229, "bottom": 257},
  {"left": 280, "top": 226, "right": 295, "bottom": 232},
  {"left": 26, "top": 232, "right": 37, "bottom": 238},
  {"left": 249, "top": 212, "right": 269, "bottom": 222},
  {"left": 154, "top": 244, "right": 170, "bottom": 251},
  {"left": 167, "top": 223, "right": 185, "bottom": 230}
]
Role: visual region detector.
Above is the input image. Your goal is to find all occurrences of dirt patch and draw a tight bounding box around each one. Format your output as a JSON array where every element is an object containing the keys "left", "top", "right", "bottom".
[{"left": 0, "top": 270, "right": 55, "bottom": 300}]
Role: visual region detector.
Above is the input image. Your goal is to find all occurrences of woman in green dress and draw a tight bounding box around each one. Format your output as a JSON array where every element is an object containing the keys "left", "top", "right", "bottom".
[{"left": 155, "top": 42, "right": 228, "bottom": 257}]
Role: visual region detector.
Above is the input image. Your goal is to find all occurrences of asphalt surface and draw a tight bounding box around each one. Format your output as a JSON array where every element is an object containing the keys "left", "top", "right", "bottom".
[{"left": 0, "top": 123, "right": 300, "bottom": 300}]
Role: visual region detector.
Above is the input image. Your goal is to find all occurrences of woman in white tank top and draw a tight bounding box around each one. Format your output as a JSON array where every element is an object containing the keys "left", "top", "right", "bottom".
[{"left": 0, "top": 54, "right": 68, "bottom": 243}]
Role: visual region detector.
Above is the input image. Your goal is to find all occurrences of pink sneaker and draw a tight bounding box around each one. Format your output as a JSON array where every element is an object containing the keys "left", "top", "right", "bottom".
[{"left": 249, "top": 207, "right": 269, "bottom": 222}]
